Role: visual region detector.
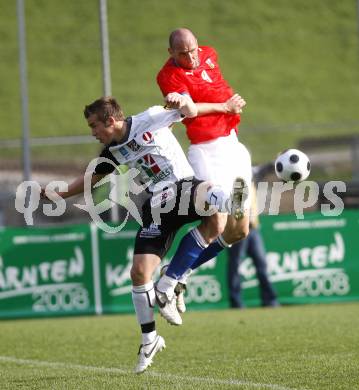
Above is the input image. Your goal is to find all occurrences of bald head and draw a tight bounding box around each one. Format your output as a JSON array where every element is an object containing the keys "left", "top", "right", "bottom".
[
  {"left": 169, "top": 28, "right": 197, "bottom": 49},
  {"left": 168, "top": 28, "right": 199, "bottom": 69}
]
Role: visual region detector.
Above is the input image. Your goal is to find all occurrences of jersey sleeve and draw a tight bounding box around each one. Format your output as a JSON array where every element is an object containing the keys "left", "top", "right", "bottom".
[
  {"left": 94, "top": 146, "right": 118, "bottom": 174},
  {"left": 146, "top": 106, "right": 183, "bottom": 130},
  {"left": 157, "top": 70, "right": 189, "bottom": 97}
]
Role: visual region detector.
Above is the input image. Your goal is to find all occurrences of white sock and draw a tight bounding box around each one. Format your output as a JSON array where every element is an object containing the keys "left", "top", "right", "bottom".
[
  {"left": 178, "top": 268, "right": 192, "bottom": 284},
  {"left": 156, "top": 274, "right": 178, "bottom": 300},
  {"left": 218, "top": 234, "right": 232, "bottom": 248},
  {"left": 143, "top": 330, "right": 157, "bottom": 345},
  {"left": 132, "top": 281, "right": 156, "bottom": 344}
]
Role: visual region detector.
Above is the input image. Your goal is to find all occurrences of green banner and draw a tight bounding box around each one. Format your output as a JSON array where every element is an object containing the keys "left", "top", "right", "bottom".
[
  {"left": 0, "top": 224, "right": 95, "bottom": 318},
  {"left": 97, "top": 225, "right": 137, "bottom": 314},
  {"left": 241, "top": 210, "right": 359, "bottom": 306},
  {"left": 0, "top": 210, "right": 358, "bottom": 319}
]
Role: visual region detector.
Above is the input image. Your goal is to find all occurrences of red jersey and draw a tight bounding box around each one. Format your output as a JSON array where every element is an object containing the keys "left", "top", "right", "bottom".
[{"left": 157, "top": 46, "right": 240, "bottom": 144}]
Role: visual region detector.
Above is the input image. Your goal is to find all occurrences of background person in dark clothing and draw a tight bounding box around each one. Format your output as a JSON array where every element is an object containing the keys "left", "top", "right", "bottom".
[{"left": 227, "top": 182, "right": 279, "bottom": 308}]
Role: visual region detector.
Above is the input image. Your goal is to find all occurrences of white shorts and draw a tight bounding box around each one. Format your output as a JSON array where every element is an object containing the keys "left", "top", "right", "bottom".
[{"left": 187, "top": 130, "right": 252, "bottom": 210}]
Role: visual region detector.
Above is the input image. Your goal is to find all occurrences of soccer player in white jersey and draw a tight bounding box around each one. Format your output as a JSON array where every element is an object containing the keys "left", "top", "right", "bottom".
[{"left": 41, "top": 93, "right": 246, "bottom": 374}]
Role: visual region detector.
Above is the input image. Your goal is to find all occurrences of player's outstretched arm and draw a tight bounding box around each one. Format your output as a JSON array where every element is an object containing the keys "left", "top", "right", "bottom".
[
  {"left": 41, "top": 173, "right": 107, "bottom": 200},
  {"left": 196, "top": 94, "right": 246, "bottom": 115}
]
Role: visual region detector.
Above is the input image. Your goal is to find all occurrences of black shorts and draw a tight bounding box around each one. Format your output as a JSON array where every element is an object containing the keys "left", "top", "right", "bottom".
[{"left": 134, "top": 178, "right": 204, "bottom": 258}]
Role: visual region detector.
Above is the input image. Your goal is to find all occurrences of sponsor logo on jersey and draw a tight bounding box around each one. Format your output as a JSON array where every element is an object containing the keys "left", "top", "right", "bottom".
[
  {"left": 142, "top": 131, "right": 153, "bottom": 143},
  {"left": 127, "top": 139, "right": 142, "bottom": 152},
  {"left": 152, "top": 168, "right": 172, "bottom": 184},
  {"left": 140, "top": 154, "right": 161, "bottom": 174},
  {"left": 137, "top": 154, "right": 172, "bottom": 185},
  {"left": 139, "top": 223, "right": 161, "bottom": 238},
  {"left": 150, "top": 187, "right": 176, "bottom": 208},
  {"left": 118, "top": 146, "right": 129, "bottom": 158}
]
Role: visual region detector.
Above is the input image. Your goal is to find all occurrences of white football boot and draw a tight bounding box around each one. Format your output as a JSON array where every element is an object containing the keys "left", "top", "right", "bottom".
[
  {"left": 231, "top": 177, "right": 249, "bottom": 220},
  {"left": 155, "top": 285, "right": 183, "bottom": 326},
  {"left": 174, "top": 282, "right": 187, "bottom": 313},
  {"left": 134, "top": 335, "right": 166, "bottom": 374},
  {"left": 160, "top": 265, "right": 187, "bottom": 313}
]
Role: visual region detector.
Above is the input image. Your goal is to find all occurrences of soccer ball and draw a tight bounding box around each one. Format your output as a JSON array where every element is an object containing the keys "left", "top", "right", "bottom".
[{"left": 275, "top": 149, "right": 311, "bottom": 182}]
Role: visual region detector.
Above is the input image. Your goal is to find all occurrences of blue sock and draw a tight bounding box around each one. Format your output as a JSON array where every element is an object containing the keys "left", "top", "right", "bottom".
[
  {"left": 190, "top": 237, "right": 227, "bottom": 270},
  {"left": 166, "top": 228, "right": 208, "bottom": 280}
]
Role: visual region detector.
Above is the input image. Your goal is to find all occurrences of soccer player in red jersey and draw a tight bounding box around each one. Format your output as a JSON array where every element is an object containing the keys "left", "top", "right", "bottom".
[{"left": 155, "top": 28, "right": 252, "bottom": 311}]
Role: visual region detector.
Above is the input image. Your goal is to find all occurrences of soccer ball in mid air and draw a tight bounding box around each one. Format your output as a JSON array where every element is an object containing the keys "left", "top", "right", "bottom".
[{"left": 275, "top": 149, "right": 311, "bottom": 182}]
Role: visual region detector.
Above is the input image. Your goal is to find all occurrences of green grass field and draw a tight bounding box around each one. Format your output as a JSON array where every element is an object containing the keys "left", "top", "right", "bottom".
[{"left": 0, "top": 303, "right": 358, "bottom": 389}]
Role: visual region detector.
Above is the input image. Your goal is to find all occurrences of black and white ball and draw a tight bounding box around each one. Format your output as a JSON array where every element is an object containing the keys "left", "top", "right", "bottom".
[{"left": 275, "top": 149, "right": 311, "bottom": 182}]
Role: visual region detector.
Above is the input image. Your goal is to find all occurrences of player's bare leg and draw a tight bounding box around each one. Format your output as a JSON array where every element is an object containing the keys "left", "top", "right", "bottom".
[
  {"left": 222, "top": 213, "right": 250, "bottom": 244},
  {"left": 198, "top": 212, "right": 227, "bottom": 242}
]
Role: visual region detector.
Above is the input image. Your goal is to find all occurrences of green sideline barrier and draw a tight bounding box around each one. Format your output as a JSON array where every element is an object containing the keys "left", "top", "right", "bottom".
[
  {"left": 0, "top": 210, "right": 358, "bottom": 318},
  {"left": 243, "top": 210, "right": 359, "bottom": 307},
  {"left": 0, "top": 224, "right": 96, "bottom": 319}
]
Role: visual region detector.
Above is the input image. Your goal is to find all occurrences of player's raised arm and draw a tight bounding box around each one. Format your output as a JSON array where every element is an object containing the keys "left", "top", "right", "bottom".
[
  {"left": 196, "top": 94, "right": 246, "bottom": 115},
  {"left": 165, "top": 92, "right": 198, "bottom": 118},
  {"left": 165, "top": 92, "right": 246, "bottom": 117}
]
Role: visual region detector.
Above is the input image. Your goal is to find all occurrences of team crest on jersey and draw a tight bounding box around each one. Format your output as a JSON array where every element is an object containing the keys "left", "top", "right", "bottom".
[
  {"left": 142, "top": 131, "right": 153, "bottom": 143},
  {"left": 205, "top": 58, "right": 215, "bottom": 69}
]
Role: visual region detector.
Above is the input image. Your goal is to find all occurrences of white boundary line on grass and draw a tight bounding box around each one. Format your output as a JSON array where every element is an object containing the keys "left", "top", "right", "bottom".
[{"left": 0, "top": 355, "right": 306, "bottom": 390}]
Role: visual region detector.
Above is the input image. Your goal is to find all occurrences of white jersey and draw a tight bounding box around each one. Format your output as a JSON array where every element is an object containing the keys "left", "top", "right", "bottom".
[{"left": 109, "top": 106, "right": 194, "bottom": 192}]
